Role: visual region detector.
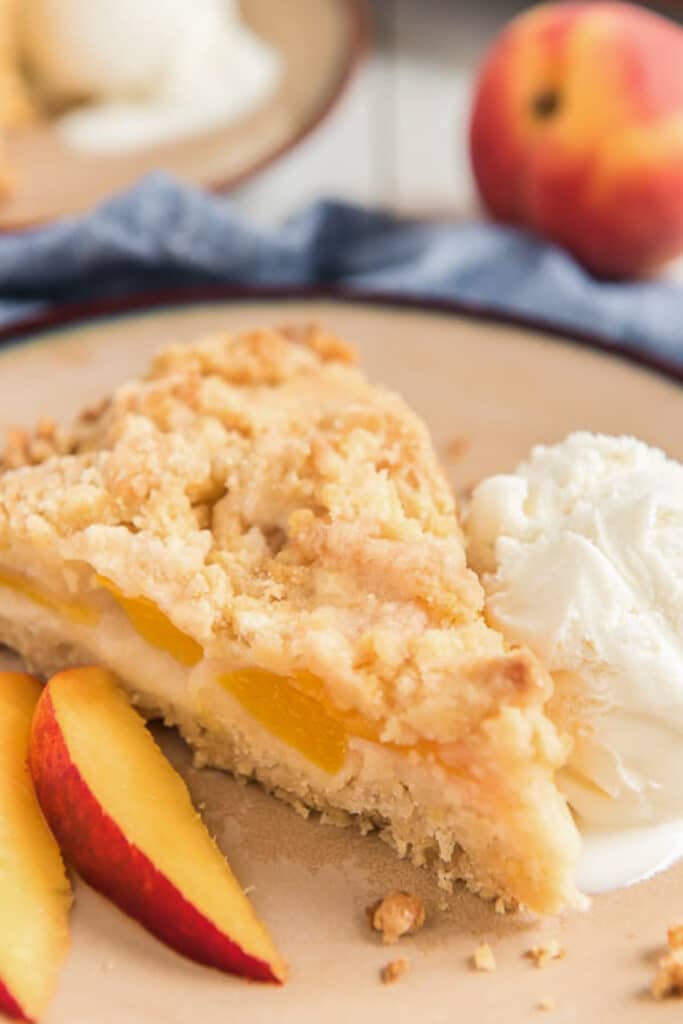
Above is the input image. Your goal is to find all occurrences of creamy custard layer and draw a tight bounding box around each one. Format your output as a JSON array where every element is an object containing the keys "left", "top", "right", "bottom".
[
  {"left": 0, "top": 567, "right": 487, "bottom": 783},
  {"left": 5, "top": 568, "right": 520, "bottom": 789},
  {"left": 0, "top": 567, "right": 404, "bottom": 776}
]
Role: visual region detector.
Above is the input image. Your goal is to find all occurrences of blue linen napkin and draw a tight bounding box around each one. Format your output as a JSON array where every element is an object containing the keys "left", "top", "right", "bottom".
[{"left": 0, "top": 173, "right": 681, "bottom": 372}]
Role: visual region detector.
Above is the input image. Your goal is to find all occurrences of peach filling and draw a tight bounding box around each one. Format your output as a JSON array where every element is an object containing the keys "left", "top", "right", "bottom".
[
  {"left": 0, "top": 568, "right": 98, "bottom": 626},
  {"left": 218, "top": 671, "right": 457, "bottom": 778},
  {"left": 0, "top": 571, "right": 423, "bottom": 777},
  {"left": 99, "top": 578, "right": 203, "bottom": 667},
  {"left": 218, "top": 669, "right": 352, "bottom": 774}
]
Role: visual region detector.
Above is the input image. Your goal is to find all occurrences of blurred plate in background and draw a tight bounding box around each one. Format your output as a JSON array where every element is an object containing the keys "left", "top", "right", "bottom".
[{"left": 0, "top": 0, "right": 367, "bottom": 229}]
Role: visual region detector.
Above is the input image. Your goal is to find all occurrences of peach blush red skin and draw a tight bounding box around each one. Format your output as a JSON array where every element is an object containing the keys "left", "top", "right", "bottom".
[
  {"left": 469, "top": 2, "right": 683, "bottom": 277},
  {"left": 28, "top": 690, "right": 281, "bottom": 984},
  {"left": 0, "top": 980, "right": 31, "bottom": 1023}
]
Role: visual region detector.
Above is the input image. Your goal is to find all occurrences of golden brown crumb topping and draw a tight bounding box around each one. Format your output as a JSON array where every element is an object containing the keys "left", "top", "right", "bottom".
[
  {"left": 380, "top": 958, "right": 410, "bottom": 984},
  {"left": 0, "top": 324, "right": 556, "bottom": 747},
  {"left": 367, "top": 891, "right": 426, "bottom": 945},
  {"left": 0, "top": 418, "right": 77, "bottom": 470}
]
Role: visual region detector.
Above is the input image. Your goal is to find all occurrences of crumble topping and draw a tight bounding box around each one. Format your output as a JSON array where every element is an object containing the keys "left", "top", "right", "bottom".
[
  {"left": 380, "top": 958, "right": 410, "bottom": 984},
  {"left": 0, "top": 324, "right": 556, "bottom": 746},
  {"left": 0, "top": 417, "right": 77, "bottom": 470},
  {"left": 525, "top": 940, "right": 565, "bottom": 968},
  {"left": 367, "top": 891, "right": 426, "bottom": 945},
  {"left": 472, "top": 942, "right": 496, "bottom": 972}
]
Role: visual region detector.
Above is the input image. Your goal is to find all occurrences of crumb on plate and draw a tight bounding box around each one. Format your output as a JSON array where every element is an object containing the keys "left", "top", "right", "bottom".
[
  {"left": 525, "top": 939, "right": 565, "bottom": 968},
  {"left": 472, "top": 942, "right": 496, "bottom": 972},
  {"left": 380, "top": 958, "right": 410, "bottom": 984},
  {"left": 536, "top": 996, "right": 555, "bottom": 1012},
  {"left": 652, "top": 927, "right": 683, "bottom": 999},
  {"left": 445, "top": 436, "right": 470, "bottom": 460},
  {"left": 367, "top": 891, "right": 426, "bottom": 945}
]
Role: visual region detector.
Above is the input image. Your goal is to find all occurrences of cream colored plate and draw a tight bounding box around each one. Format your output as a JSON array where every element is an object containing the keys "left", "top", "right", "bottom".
[
  {"left": 1, "top": 296, "right": 682, "bottom": 1023},
  {"left": 0, "top": 0, "right": 365, "bottom": 228}
]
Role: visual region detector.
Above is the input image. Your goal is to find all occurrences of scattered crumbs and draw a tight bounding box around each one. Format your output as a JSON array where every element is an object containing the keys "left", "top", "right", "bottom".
[
  {"left": 243, "top": 886, "right": 256, "bottom": 896},
  {"left": 525, "top": 939, "right": 565, "bottom": 968},
  {"left": 445, "top": 436, "right": 470, "bottom": 461},
  {"left": 494, "top": 896, "right": 507, "bottom": 915},
  {"left": 536, "top": 996, "right": 556, "bottom": 1012},
  {"left": 652, "top": 926, "right": 683, "bottom": 999},
  {"left": 367, "top": 891, "right": 426, "bottom": 945},
  {"left": 652, "top": 949, "right": 683, "bottom": 1000},
  {"left": 472, "top": 942, "right": 496, "bottom": 973},
  {"left": 380, "top": 958, "right": 410, "bottom": 985},
  {"left": 197, "top": 801, "right": 207, "bottom": 811}
]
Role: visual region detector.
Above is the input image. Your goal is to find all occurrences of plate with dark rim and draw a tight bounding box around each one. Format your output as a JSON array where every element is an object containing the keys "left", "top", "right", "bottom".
[
  {"left": 0, "top": 0, "right": 367, "bottom": 230},
  {"left": 1, "top": 289, "right": 682, "bottom": 1023}
]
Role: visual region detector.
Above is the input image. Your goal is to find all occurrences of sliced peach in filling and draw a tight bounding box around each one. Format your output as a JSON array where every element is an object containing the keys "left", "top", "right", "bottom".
[
  {"left": 218, "top": 669, "right": 463, "bottom": 779},
  {"left": 0, "top": 567, "right": 98, "bottom": 626},
  {"left": 219, "top": 669, "right": 350, "bottom": 774},
  {"left": 98, "top": 578, "right": 203, "bottom": 667},
  {"left": 218, "top": 669, "right": 394, "bottom": 775}
]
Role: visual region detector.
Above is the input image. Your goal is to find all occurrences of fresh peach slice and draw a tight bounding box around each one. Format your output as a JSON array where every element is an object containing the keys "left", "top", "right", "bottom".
[
  {"left": 29, "top": 667, "right": 287, "bottom": 984},
  {"left": 0, "top": 672, "right": 71, "bottom": 1023}
]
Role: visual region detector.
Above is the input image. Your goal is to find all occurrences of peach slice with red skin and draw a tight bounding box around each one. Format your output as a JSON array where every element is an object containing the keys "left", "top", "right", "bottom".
[
  {"left": 0, "top": 982, "right": 26, "bottom": 1024},
  {"left": 29, "top": 667, "right": 287, "bottom": 984},
  {"left": 0, "top": 672, "right": 71, "bottom": 1023}
]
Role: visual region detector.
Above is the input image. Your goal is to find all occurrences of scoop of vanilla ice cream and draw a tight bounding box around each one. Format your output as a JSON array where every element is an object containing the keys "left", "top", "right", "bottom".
[{"left": 466, "top": 432, "right": 683, "bottom": 830}]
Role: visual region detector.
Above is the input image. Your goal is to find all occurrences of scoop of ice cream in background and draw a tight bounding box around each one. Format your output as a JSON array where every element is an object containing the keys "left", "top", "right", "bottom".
[
  {"left": 466, "top": 432, "right": 683, "bottom": 891},
  {"left": 19, "top": 0, "right": 280, "bottom": 151}
]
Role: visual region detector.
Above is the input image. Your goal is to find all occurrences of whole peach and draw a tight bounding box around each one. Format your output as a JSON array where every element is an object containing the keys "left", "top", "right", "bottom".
[{"left": 469, "top": 2, "right": 683, "bottom": 278}]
